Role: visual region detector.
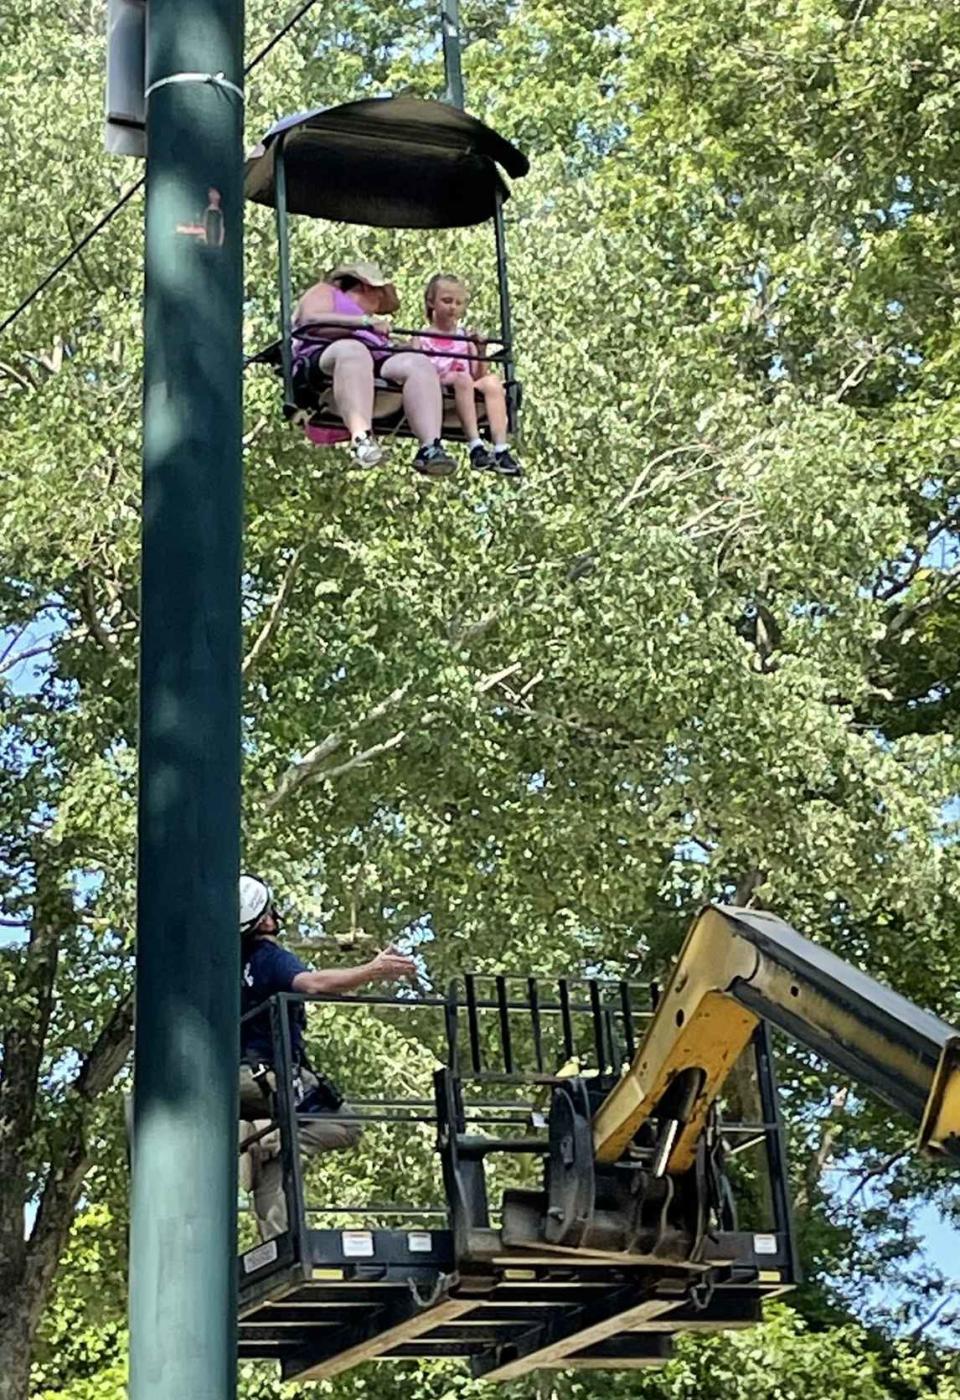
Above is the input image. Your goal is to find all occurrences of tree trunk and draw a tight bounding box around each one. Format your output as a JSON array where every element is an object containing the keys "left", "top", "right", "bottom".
[
  {"left": 0, "top": 1288, "right": 38, "bottom": 1400},
  {"left": 0, "top": 847, "right": 133, "bottom": 1397},
  {"left": 0, "top": 856, "right": 67, "bottom": 1400}
]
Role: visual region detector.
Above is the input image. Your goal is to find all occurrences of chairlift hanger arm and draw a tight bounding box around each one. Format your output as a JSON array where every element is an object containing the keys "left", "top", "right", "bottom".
[{"left": 592, "top": 904, "right": 960, "bottom": 1171}]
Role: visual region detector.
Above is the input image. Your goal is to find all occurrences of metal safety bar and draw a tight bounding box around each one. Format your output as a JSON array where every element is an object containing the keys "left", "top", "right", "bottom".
[
  {"left": 242, "top": 985, "right": 642, "bottom": 1015},
  {"left": 292, "top": 319, "right": 508, "bottom": 349},
  {"left": 239, "top": 1104, "right": 544, "bottom": 1152},
  {"left": 306, "top": 1203, "right": 448, "bottom": 1217}
]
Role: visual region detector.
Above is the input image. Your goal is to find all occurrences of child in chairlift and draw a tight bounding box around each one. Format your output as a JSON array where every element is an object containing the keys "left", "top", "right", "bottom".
[{"left": 416, "top": 274, "right": 521, "bottom": 477}]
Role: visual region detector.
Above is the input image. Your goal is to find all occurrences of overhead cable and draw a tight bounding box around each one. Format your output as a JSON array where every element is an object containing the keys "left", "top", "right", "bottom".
[{"left": 0, "top": 0, "right": 320, "bottom": 341}]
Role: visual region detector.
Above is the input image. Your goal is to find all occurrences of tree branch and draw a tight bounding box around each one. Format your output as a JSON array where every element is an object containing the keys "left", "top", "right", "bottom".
[
  {"left": 450, "top": 608, "right": 501, "bottom": 647},
  {"left": 0, "top": 641, "right": 55, "bottom": 677},
  {"left": 516, "top": 669, "right": 545, "bottom": 700},
  {"left": 845, "top": 1146, "right": 911, "bottom": 1203},
  {"left": 678, "top": 497, "right": 733, "bottom": 536},
  {"left": 794, "top": 1085, "right": 849, "bottom": 1214},
  {"left": 77, "top": 566, "right": 118, "bottom": 653},
  {"left": 874, "top": 508, "right": 960, "bottom": 603},
  {"left": 612, "top": 445, "right": 708, "bottom": 516},
  {"left": 314, "top": 730, "right": 407, "bottom": 782},
  {"left": 0, "top": 359, "right": 35, "bottom": 391},
  {"left": 886, "top": 561, "right": 960, "bottom": 635},
  {"left": 263, "top": 683, "right": 411, "bottom": 813},
  {"left": 732, "top": 869, "right": 765, "bottom": 907},
  {"left": 0, "top": 861, "right": 71, "bottom": 1306},
  {"left": 687, "top": 508, "right": 760, "bottom": 542},
  {"left": 909, "top": 1295, "right": 954, "bottom": 1341},
  {"left": 23, "top": 992, "right": 134, "bottom": 1315},
  {"left": 0, "top": 873, "right": 66, "bottom": 1139},
  {"left": 242, "top": 415, "right": 268, "bottom": 448},
  {"left": 242, "top": 547, "right": 304, "bottom": 679},
  {"left": 72, "top": 990, "right": 134, "bottom": 1101},
  {"left": 475, "top": 661, "right": 522, "bottom": 693},
  {"left": 833, "top": 353, "right": 875, "bottom": 402},
  {"left": 0, "top": 619, "right": 31, "bottom": 667}
]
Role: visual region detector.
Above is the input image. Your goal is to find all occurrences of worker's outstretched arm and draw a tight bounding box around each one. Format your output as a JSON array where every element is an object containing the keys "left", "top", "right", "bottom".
[{"left": 292, "top": 946, "right": 416, "bottom": 997}]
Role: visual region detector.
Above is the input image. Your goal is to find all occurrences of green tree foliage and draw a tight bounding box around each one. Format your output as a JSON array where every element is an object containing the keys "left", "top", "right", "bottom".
[{"left": 1, "top": 0, "right": 960, "bottom": 1396}]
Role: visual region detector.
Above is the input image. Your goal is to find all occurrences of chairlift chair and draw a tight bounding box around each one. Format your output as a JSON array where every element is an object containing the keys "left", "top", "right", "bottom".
[{"left": 245, "top": 94, "right": 530, "bottom": 442}]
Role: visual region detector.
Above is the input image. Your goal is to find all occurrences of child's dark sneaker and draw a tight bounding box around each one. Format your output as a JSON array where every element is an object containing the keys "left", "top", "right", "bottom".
[
  {"left": 412, "top": 440, "right": 457, "bottom": 477},
  {"left": 469, "top": 443, "right": 498, "bottom": 472},
  {"left": 491, "top": 447, "right": 522, "bottom": 477}
]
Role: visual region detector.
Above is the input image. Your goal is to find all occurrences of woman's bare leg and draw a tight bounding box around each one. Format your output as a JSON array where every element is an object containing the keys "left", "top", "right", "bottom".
[
  {"left": 380, "top": 351, "right": 443, "bottom": 445},
  {"left": 476, "top": 373, "right": 508, "bottom": 445},
  {"left": 318, "top": 340, "right": 376, "bottom": 438}
]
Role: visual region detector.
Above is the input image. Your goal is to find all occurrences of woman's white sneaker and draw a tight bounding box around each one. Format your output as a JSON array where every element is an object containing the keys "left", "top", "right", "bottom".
[{"left": 351, "top": 433, "right": 384, "bottom": 468}]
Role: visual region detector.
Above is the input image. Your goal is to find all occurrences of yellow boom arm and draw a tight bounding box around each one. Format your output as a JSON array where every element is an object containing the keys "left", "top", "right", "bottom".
[{"left": 592, "top": 905, "right": 960, "bottom": 1171}]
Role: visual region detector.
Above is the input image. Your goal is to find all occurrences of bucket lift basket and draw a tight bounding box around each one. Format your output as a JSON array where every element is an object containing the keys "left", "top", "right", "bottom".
[{"left": 238, "top": 972, "right": 798, "bottom": 1382}]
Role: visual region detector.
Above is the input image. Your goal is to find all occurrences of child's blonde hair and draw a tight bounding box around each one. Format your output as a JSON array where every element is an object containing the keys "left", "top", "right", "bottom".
[{"left": 424, "top": 272, "right": 468, "bottom": 321}]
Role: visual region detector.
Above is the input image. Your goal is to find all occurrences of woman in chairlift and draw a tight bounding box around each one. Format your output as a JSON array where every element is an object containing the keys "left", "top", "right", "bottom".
[{"left": 293, "top": 260, "right": 457, "bottom": 477}]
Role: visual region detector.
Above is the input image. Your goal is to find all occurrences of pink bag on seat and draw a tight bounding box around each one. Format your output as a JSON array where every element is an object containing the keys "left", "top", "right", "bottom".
[{"left": 304, "top": 422, "right": 350, "bottom": 446}]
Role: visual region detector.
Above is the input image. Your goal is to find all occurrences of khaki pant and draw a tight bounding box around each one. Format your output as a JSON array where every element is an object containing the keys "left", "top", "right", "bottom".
[{"left": 239, "top": 1064, "right": 361, "bottom": 1241}]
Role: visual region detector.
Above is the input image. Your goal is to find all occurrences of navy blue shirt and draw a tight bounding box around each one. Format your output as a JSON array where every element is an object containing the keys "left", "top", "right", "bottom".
[{"left": 241, "top": 937, "right": 309, "bottom": 1066}]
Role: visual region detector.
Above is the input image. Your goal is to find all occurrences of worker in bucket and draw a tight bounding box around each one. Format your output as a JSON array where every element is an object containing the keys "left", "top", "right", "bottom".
[{"left": 238, "top": 874, "right": 416, "bottom": 1240}]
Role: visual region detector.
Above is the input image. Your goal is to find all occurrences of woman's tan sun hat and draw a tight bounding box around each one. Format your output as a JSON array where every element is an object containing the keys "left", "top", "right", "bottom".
[{"left": 326, "top": 259, "right": 399, "bottom": 314}]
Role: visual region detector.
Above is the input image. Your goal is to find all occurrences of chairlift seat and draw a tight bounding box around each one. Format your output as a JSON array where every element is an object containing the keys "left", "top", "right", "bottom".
[
  {"left": 247, "top": 94, "right": 529, "bottom": 444},
  {"left": 250, "top": 337, "right": 522, "bottom": 443}
]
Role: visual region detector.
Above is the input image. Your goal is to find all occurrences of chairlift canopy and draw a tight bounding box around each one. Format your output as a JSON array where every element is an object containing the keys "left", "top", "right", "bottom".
[{"left": 244, "top": 94, "right": 529, "bottom": 229}]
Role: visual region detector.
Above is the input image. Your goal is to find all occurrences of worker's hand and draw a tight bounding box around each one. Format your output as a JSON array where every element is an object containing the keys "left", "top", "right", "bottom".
[
  {"left": 464, "top": 325, "right": 486, "bottom": 344},
  {"left": 367, "top": 946, "right": 418, "bottom": 983},
  {"left": 368, "top": 315, "right": 392, "bottom": 335}
]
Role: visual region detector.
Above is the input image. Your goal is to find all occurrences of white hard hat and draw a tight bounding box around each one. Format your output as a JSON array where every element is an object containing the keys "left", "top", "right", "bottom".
[{"left": 239, "top": 874, "right": 273, "bottom": 933}]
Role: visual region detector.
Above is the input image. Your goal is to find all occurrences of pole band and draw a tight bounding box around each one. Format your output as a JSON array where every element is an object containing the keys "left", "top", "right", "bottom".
[{"left": 145, "top": 71, "right": 244, "bottom": 101}]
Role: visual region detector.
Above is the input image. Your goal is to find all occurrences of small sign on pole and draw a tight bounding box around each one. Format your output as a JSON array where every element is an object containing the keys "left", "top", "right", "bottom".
[{"left": 105, "top": 0, "right": 146, "bottom": 157}]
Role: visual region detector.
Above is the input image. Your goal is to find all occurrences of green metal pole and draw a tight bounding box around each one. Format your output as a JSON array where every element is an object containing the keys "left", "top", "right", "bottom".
[
  {"left": 441, "top": 0, "right": 464, "bottom": 109},
  {"left": 129, "top": 0, "right": 243, "bottom": 1392}
]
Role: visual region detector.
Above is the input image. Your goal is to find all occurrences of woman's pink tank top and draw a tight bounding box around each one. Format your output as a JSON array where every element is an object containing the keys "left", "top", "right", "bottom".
[{"left": 294, "top": 285, "right": 390, "bottom": 354}]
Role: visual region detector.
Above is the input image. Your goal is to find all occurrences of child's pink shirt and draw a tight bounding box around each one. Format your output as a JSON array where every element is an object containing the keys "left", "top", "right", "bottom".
[{"left": 418, "top": 330, "right": 471, "bottom": 382}]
